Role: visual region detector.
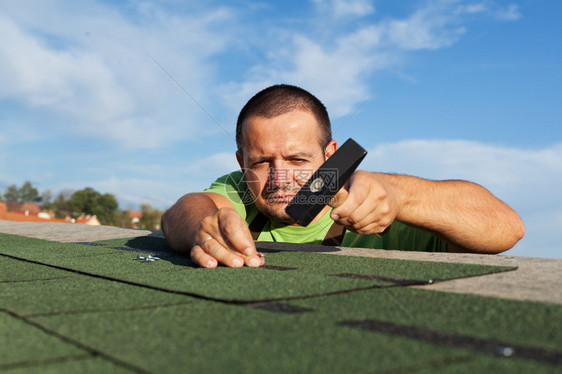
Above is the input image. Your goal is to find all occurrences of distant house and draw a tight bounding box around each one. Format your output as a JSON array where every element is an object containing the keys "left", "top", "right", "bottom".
[
  {"left": 126, "top": 210, "right": 143, "bottom": 228},
  {"left": 6, "top": 202, "right": 41, "bottom": 215},
  {"left": 74, "top": 214, "right": 101, "bottom": 226},
  {"left": 0, "top": 201, "right": 68, "bottom": 223},
  {"left": 0, "top": 200, "right": 99, "bottom": 225}
]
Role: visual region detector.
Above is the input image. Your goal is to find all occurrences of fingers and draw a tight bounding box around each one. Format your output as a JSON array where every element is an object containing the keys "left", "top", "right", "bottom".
[
  {"left": 191, "top": 244, "right": 218, "bottom": 268},
  {"left": 336, "top": 198, "right": 392, "bottom": 232},
  {"left": 330, "top": 171, "right": 395, "bottom": 235},
  {"left": 217, "top": 210, "right": 256, "bottom": 257},
  {"left": 329, "top": 187, "right": 348, "bottom": 209},
  {"left": 193, "top": 234, "right": 263, "bottom": 268},
  {"left": 330, "top": 182, "right": 363, "bottom": 224},
  {"left": 192, "top": 238, "right": 247, "bottom": 268},
  {"left": 346, "top": 222, "right": 389, "bottom": 236},
  {"left": 191, "top": 208, "right": 264, "bottom": 268}
]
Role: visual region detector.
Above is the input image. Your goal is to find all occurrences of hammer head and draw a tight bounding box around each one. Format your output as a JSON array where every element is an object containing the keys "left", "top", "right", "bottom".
[{"left": 285, "top": 138, "right": 367, "bottom": 226}]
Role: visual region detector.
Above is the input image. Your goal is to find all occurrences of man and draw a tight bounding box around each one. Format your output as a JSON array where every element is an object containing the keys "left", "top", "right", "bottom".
[{"left": 162, "top": 84, "right": 525, "bottom": 268}]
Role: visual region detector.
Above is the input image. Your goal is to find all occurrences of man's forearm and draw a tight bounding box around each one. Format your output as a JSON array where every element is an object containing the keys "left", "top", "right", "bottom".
[
  {"left": 386, "top": 174, "right": 525, "bottom": 253},
  {"left": 161, "top": 193, "right": 219, "bottom": 254}
]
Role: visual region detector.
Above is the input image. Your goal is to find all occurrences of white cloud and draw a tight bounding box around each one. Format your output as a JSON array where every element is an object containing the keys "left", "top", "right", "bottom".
[
  {"left": 494, "top": 4, "right": 521, "bottom": 21},
  {"left": 281, "top": 34, "right": 384, "bottom": 116},
  {"left": 382, "top": 1, "right": 470, "bottom": 50},
  {"left": 0, "top": 1, "right": 236, "bottom": 149},
  {"left": 1, "top": 0, "right": 524, "bottom": 152},
  {"left": 220, "top": 0, "right": 516, "bottom": 120},
  {"left": 219, "top": 25, "right": 392, "bottom": 118},
  {"left": 361, "top": 139, "right": 562, "bottom": 258},
  {"left": 455, "top": 3, "right": 488, "bottom": 15},
  {"left": 455, "top": 2, "right": 521, "bottom": 21},
  {"left": 185, "top": 152, "right": 240, "bottom": 180},
  {"left": 0, "top": 17, "right": 114, "bottom": 109},
  {"left": 317, "top": 0, "right": 375, "bottom": 18}
]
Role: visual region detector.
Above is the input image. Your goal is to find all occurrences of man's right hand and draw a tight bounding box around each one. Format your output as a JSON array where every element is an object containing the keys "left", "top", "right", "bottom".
[{"left": 190, "top": 207, "right": 263, "bottom": 268}]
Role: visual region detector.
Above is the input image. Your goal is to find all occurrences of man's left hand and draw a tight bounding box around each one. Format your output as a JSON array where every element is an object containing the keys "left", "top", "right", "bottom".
[{"left": 329, "top": 170, "right": 398, "bottom": 235}]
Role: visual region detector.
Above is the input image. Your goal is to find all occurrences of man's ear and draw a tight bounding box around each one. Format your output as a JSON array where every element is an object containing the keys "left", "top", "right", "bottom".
[
  {"left": 236, "top": 150, "right": 244, "bottom": 170},
  {"left": 324, "top": 140, "right": 337, "bottom": 159}
]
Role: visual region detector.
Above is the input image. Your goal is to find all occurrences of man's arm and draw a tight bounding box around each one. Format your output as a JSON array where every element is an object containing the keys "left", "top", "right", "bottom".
[
  {"left": 161, "top": 192, "right": 262, "bottom": 267},
  {"left": 330, "top": 171, "right": 525, "bottom": 254}
]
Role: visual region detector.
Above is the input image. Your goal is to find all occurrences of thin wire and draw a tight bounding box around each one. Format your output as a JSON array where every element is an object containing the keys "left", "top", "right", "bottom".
[
  {"left": 146, "top": 51, "right": 235, "bottom": 142},
  {"left": 378, "top": 286, "right": 416, "bottom": 320},
  {"left": 333, "top": 55, "right": 413, "bottom": 136}
]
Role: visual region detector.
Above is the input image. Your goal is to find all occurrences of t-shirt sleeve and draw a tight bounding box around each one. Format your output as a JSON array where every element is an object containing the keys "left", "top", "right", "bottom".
[
  {"left": 342, "top": 221, "right": 447, "bottom": 252},
  {"left": 203, "top": 171, "right": 256, "bottom": 221},
  {"left": 385, "top": 222, "right": 447, "bottom": 252}
]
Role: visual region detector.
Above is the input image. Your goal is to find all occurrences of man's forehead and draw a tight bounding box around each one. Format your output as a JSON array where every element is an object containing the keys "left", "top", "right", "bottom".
[
  {"left": 244, "top": 107, "right": 315, "bottom": 120},
  {"left": 241, "top": 110, "right": 322, "bottom": 140},
  {"left": 246, "top": 149, "right": 317, "bottom": 160}
]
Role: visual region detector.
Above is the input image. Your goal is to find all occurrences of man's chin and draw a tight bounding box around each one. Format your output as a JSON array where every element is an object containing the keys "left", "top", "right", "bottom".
[{"left": 259, "top": 203, "right": 296, "bottom": 225}]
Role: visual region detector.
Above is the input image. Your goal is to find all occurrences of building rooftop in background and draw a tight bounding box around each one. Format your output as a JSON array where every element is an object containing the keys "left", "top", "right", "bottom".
[
  {"left": 0, "top": 201, "right": 99, "bottom": 225},
  {"left": 126, "top": 209, "right": 143, "bottom": 228},
  {"left": 74, "top": 214, "right": 101, "bottom": 226}
]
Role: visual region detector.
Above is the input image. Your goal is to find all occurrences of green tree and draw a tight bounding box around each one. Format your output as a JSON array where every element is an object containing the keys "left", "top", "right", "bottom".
[
  {"left": 69, "top": 187, "right": 119, "bottom": 225},
  {"left": 19, "top": 181, "right": 41, "bottom": 203},
  {"left": 138, "top": 204, "right": 163, "bottom": 230},
  {"left": 3, "top": 184, "right": 19, "bottom": 202},
  {"left": 48, "top": 190, "right": 75, "bottom": 218},
  {"left": 112, "top": 210, "right": 132, "bottom": 228},
  {"left": 2, "top": 181, "right": 41, "bottom": 203},
  {"left": 70, "top": 188, "right": 99, "bottom": 215},
  {"left": 96, "top": 193, "right": 119, "bottom": 224}
]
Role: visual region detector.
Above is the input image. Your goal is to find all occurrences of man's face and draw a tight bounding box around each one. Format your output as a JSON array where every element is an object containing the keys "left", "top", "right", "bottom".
[{"left": 237, "top": 110, "right": 336, "bottom": 224}]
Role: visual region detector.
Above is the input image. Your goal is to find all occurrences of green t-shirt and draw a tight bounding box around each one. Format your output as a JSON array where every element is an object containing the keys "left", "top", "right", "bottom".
[{"left": 203, "top": 171, "right": 446, "bottom": 252}]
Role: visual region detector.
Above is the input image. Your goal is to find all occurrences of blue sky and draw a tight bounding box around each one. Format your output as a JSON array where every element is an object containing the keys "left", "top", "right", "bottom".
[{"left": 1, "top": 0, "right": 560, "bottom": 258}]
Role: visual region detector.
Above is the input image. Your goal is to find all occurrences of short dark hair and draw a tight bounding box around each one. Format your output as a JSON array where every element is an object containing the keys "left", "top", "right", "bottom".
[{"left": 236, "top": 84, "right": 332, "bottom": 152}]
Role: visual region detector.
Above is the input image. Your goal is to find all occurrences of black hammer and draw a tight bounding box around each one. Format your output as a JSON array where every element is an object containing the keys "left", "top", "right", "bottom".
[{"left": 285, "top": 138, "right": 367, "bottom": 226}]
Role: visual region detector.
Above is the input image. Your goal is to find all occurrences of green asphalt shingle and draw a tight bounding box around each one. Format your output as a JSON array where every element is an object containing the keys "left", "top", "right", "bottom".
[
  {"left": 29, "top": 301, "right": 467, "bottom": 373},
  {"left": 1, "top": 232, "right": 560, "bottom": 373},
  {"left": 1, "top": 357, "right": 136, "bottom": 374},
  {"left": 1, "top": 272, "right": 193, "bottom": 317},
  {"left": 0, "top": 257, "right": 71, "bottom": 282},
  {"left": 1, "top": 233, "right": 516, "bottom": 301},
  {"left": 0, "top": 312, "right": 86, "bottom": 369}
]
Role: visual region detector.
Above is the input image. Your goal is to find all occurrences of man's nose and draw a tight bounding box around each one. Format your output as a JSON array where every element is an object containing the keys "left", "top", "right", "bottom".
[{"left": 268, "top": 162, "right": 291, "bottom": 188}]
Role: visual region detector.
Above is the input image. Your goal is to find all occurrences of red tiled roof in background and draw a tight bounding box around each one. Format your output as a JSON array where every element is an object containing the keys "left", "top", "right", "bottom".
[
  {"left": 126, "top": 210, "right": 143, "bottom": 219},
  {"left": 0, "top": 210, "right": 69, "bottom": 223},
  {"left": 0, "top": 201, "right": 96, "bottom": 225},
  {"left": 5, "top": 202, "right": 41, "bottom": 215},
  {"left": 74, "top": 214, "right": 101, "bottom": 225}
]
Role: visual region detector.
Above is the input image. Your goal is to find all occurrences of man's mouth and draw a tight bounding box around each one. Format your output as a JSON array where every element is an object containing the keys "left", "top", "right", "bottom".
[{"left": 266, "top": 194, "right": 296, "bottom": 204}]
